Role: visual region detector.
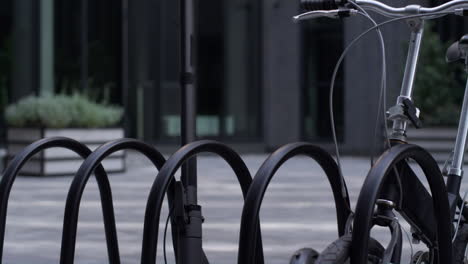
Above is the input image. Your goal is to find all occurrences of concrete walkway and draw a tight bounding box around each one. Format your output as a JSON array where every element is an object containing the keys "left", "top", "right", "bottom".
[{"left": 1, "top": 153, "right": 437, "bottom": 263}]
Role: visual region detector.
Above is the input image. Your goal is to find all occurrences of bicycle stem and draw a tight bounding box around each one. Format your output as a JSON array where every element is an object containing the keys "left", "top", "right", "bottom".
[{"left": 389, "top": 18, "right": 425, "bottom": 141}]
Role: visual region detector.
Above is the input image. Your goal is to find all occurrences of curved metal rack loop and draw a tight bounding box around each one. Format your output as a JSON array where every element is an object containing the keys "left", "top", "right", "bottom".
[
  {"left": 0, "top": 137, "right": 118, "bottom": 264},
  {"left": 351, "top": 144, "right": 452, "bottom": 264},
  {"left": 140, "top": 140, "right": 264, "bottom": 264},
  {"left": 237, "top": 142, "right": 352, "bottom": 264},
  {"left": 60, "top": 138, "right": 166, "bottom": 264}
]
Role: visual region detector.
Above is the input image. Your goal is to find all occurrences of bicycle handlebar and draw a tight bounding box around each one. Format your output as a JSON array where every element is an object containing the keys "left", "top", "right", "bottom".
[
  {"left": 301, "top": 0, "right": 468, "bottom": 17},
  {"left": 355, "top": 0, "right": 468, "bottom": 17}
]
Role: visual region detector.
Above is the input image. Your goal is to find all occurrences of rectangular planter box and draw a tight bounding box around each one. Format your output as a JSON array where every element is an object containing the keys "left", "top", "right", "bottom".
[{"left": 6, "top": 128, "right": 126, "bottom": 176}]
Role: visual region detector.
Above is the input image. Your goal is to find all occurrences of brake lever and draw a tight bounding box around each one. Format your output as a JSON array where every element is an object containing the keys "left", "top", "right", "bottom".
[
  {"left": 292, "top": 8, "right": 358, "bottom": 22},
  {"left": 454, "top": 8, "right": 468, "bottom": 16}
]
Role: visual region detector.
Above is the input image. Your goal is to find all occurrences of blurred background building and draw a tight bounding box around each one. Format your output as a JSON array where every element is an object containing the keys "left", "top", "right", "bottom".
[{"left": 0, "top": 0, "right": 467, "bottom": 154}]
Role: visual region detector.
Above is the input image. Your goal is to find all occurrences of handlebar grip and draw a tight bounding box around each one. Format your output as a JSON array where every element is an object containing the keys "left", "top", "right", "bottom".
[{"left": 301, "top": 0, "right": 340, "bottom": 11}]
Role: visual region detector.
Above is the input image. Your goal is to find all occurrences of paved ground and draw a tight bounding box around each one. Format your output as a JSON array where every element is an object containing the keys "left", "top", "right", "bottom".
[{"left": 0, "top": 152, "right": 442, "bottom": 263}]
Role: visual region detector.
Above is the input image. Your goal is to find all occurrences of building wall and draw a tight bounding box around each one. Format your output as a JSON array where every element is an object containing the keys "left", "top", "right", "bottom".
[
  {"left": 260, "top": 0, "right": 426, "bottom": 154},
  {"left": 342, "top": 10, "right": 409, "bottom": 154},
  {"left": 261, "top": 0, "right": 301, "bottom": 151},
  {"left": 126, "top": 0, "right": 161, "bottom": 141},
  {"left": 11, "top": 0, "right": 39, "bottom": 101},
  {"left": 4, "top": 0, "right": 461, "bottom": 155}
]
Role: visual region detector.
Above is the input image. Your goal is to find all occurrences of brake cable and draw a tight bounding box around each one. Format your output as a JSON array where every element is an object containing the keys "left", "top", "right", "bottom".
[
  {"left": 328, "top": 7, "right": 386, "bottom": 198},
  {"left": 327, "top": 9, "right": 456, "bottom": 199}
]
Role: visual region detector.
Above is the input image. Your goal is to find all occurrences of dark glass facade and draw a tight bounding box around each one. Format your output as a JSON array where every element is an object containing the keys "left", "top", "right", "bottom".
[
  {"left": 301, "top": 20, "right": 344, "bottom": 141},
  {"left": 156, "top": 0, "right": 262, "bottom": 143},
  {"left": 55, "top": 0, "right": 123, "bottom": 103},
  {"left": 0, "top": 0, "right": 263, "bottom": 146},
  {"left": 2, "top": 0, "right": 460, "bottom": 153},
  {"left": 0, "top": 0, "right": 13, "bottom": 144}
]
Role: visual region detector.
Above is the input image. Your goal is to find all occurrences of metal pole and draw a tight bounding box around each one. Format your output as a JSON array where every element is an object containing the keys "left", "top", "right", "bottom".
[
  {"left": 122, "top": 0, "right": 129, "bottom": 136},
  {"left": 180, "top": 0, "right": 198, "bottom": 196},
  {"left": 80, "top": 0, "right": 88, "bottom": 91},
  {"left": 178, "top": 0, "right": 207, "bottom": 263}
]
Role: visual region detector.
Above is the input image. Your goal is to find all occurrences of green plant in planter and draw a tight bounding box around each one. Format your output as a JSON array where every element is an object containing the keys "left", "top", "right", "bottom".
[
  {"left": 413, "top": 25, "right": 464, "bottom": 127},
  {"left": 5, "top": 94, "right": 123, "bottom": 128}
]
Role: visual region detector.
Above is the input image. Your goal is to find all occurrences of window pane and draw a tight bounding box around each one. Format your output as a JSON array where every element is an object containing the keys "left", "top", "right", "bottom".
[
  {"left": 302, "top": 20, "right": 344, "bottom": 141},
  {"left": 157, "top": 0, "right": 261, "bottom": 142}
]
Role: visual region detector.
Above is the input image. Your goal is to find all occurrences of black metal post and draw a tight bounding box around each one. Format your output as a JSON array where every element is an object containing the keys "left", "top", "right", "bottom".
[
  {"left": 179, "top": 0, "right": 197, "bottom": 200},
  {"left": 80, "top": 0, "right": 88, "bottom": 91},
  {"left": 121, "top": 0, "right": 129, "bottom": 136},
  {"left": 178, "top": 0, "right": 206, "bottom": 263}
]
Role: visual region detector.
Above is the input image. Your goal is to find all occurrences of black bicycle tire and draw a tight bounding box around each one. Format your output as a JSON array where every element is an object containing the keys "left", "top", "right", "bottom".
[{"left": 315, "top": 235, "right": 384, "bottom": 264}]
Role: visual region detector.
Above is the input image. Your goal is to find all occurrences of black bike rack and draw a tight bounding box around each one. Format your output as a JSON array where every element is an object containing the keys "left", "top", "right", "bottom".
[
  {"left": 0, "top": 137, "right": 120, "bottom": 264},
  {"left": 237, "top": 142, "right": 352, "bottom": 264},
  {"left": 0, "top": 137, "right": 352, "bottom": 264},
  {"left": 0, "top": 0, "right": 390, "bottom": 262},
  {"left": 60, "top": 138, "right": 166, "bottom": 264},
  {"left": 140, "top": 139, "right": 264, "bottom": 264},
  {"left": 0, "top": 136, "right": 270, "bottom": 264},
  {"left": 0, "top": 137, "right": 168, "bottom": 264},
  {"left": 351, "top": 144, "right": 452, "bottom": 264}
]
